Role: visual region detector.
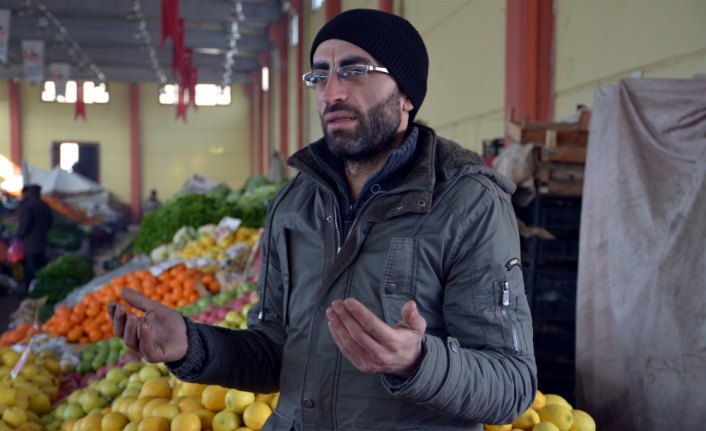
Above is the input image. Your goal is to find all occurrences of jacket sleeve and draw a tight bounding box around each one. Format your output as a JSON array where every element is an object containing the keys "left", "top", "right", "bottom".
[
  {"left": 383, "top": 181, "right": 537, "bottom": 424},
  {"left": 168, "top": 201, "right": 289, "bottom": 393}
]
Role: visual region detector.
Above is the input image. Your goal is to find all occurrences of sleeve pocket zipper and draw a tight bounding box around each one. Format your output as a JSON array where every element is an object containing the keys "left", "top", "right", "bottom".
[{"left": 500, "top": 281, "right": 520, "bottom": 354}]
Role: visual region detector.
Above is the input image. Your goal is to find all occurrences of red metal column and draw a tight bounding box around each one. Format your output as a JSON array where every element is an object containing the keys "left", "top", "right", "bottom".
[
  {"left": 325, "top": 0, "right": 341, "bottom": 20},
  {"left": 379, "top": 0, "right": 394, "bottom": 13},
  {"left": 8, "top": 81, "right": 22, "bottom": 166},
  {"left": 270, "top": 17, "right": 289, "bottom": 162},
  {"left": 128, "top": 83, "right": 142, "bottom": 222},
  {"left": 505, "top": 0, "right": 554, "bottom": 123}
]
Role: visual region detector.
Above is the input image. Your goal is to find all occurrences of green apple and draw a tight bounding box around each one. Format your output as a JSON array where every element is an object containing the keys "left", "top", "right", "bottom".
[
  {"left": 98, "top": 379, "right": 122, "bottom": 399},
  {"left": 62, "top": 402, "right": 85, "bottom": 420},
  {"left": 122, "top": 361, "right": 142, "bottom": 375},
  {"left": 105, "top": 368, "right": 127, "bottom": 383}
]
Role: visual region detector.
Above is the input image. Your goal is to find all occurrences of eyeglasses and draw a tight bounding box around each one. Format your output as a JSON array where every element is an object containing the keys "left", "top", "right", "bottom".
[{"left": 302, "top": 64, "right": 390, "bottom": 90}]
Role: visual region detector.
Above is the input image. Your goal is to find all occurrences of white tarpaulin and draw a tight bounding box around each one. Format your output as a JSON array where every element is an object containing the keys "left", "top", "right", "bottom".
[
  {"left": 27, "top": 166, "right": 102, "bottom": 195},
  {"left": 576, "top": 77, "right": 706, "bottom": 430}
]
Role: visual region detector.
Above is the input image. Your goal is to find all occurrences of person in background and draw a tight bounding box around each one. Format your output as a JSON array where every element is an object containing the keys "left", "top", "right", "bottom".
[
  {"left": 109, "top": 9, "right": 536, "bottom": 430},
  {"left": 16, "top": 184, "right": 53, "bottom": 289},
  {"left": 142, "top": 189, "right": 161, "bottom": 216}
]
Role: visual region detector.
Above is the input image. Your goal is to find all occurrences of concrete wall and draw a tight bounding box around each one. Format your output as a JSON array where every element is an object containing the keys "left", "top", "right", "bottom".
[{"left": 0, "top": 83, "right": 9, "bottom": 161}]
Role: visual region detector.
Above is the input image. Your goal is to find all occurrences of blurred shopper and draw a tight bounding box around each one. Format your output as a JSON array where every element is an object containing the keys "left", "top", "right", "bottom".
[
  {"left": 16, "top": 184, "right": 53, "bottom": 289},
  {"left": 142, "top": 189, "right": 161, "bottom": 216}
]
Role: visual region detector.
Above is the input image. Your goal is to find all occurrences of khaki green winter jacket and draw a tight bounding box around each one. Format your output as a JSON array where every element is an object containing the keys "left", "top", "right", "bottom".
[{"left": 180, "top": 124, "right": 537, "bottom": 430}]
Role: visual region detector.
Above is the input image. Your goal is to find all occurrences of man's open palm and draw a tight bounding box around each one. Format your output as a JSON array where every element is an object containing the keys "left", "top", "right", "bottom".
[{"left": 326, "top": 298, "right": 426, "bottom": 378}]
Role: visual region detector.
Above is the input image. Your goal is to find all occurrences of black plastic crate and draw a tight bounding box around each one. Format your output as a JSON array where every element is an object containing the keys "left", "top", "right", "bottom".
[
  {"left": 535, "top": 268, "right": 577, "bottom": 292},
  {"left": 533, "top": 327, "right": 576, "bottom": 358},
  {"left": 521, "top": 236, "right": 579, "bottom": 263},
  {"left": 533, "top": 290, "right": 576, "bottom": 323},
  {"left": 539, "top": 199, "right": 582, "bottom": 231}
]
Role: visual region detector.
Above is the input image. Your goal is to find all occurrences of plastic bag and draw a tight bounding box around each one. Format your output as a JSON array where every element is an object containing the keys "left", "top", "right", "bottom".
[{"left": 7, "top": 239, "right": 25, "bottom": 264}]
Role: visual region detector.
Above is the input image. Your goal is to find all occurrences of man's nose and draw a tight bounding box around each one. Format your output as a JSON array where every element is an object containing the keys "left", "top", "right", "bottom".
[{"left": 320, "top": 73, "right": 348, "bottom": 106}]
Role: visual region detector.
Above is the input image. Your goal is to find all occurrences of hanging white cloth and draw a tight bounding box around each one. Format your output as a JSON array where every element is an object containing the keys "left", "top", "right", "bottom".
[{"left": 576, "top": 77, "right": 706, "bottom": 430}]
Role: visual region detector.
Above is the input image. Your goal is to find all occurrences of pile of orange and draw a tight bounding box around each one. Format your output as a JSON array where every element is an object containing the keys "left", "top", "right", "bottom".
[
  {"left": 0, "top": 322, "right": 37, "bottom": 347},
  {"left": 42, "top": 264, "right": 220, "bottom": 344}
]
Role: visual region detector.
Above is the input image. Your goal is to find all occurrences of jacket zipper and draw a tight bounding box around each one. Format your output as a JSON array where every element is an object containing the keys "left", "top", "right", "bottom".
[
  {"left": 332, "top": 198, "right": 342, "bottom": 254},
  {"left": 501, "top": 281, "right": 520, "bottom": 354}
]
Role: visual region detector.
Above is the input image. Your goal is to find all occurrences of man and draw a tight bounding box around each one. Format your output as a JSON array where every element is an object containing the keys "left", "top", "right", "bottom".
[
  {"left": 109, "top": 9, "right": 536, "bottom": 430},
  {"left": 142, "top": 189, "right": 161, "bottom": 216},
  {"left": 16, "top": 184, "right": 53, "bottom": 288}
]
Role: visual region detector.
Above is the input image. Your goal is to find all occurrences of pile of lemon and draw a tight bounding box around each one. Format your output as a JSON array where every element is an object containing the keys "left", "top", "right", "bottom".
[
  {"left": 1, "top": 347, "right": 62, "bottom": 431},
  {"left": 49, "top": 361, "right": 276, "bottom": 431},
  {"left": 484, "top": 390, "right": 596, "bottom": 431}
]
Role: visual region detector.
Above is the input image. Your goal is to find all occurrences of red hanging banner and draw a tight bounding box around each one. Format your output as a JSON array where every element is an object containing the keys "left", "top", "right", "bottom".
[
  {"left": 74, "top": 81, "right": 86, "bottom": 121},
  {"left": 160, "top": 0, "right": 180, "bottom": 47},
  {"left": 171, "top": 18, "right": 185, "bottom": 79}
]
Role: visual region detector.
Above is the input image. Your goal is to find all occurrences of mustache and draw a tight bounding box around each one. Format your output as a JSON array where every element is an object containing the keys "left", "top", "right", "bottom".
[{"left": 323, "top": 103, "right": 362, "bottom": 117}]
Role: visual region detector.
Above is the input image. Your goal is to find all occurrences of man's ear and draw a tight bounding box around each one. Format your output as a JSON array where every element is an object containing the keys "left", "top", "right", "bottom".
[{"left": 401, "top": 95, "right": 414, "bottom": 113}]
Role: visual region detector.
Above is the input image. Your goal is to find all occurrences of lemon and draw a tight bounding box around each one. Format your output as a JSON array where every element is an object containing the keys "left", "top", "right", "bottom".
[
  {"left": 213, "top": 410, "right": 241, "bottom": 431},
  {"left": 138, "top": 416, "right": 170, "bottom": 431},
  {"left": 242, "top": 402, "right": 272, "bottom": 431},
  {"left": 102, "top": 412, "right": 129, "bottom": 431},
  {"left": 532, "top": 422, "right": 560, "bottom": 431},
  {"left": 512, "top": 408, "right": 540, "bottom": 430},
  {"left": 531, "top": 391, "right": 546, "bottom": 410},
  {"left": 543, "top": 394, "right": 572, "bottom": 410},
  {"left": 193, "top": 409, "right": 214, "bottom": 429},
  {"left": 3, "top": 406, "right": 28, "bottom": 427},
  {"left": 171, "top": 412, "right": 202, "bottom": 431},
  {"left": 537, "top": 404, "right": 573, "bottom": 431},
  {"left": 178, "top": 396, "right": 204, "bottom": 413},
  {"left": 140, "top": 379, "right": 172, "bottom": 399},
  {"left": 142, "top": 398, "right": 170, "bottom": 418},
  {"left": 568, "top": 410, "right": 596, "bottom": 431},
  {"left": 201, "top": 385, "right": 229, "bottom": 411},
  {"left": 152, "top": 404, "right": 180, "bottom": 421},
  {"left": 225, "top": 389, "right": 255, "bottom": 414},
  {"left": 484, "top": 425, "right": 512, "bottom": 431}
]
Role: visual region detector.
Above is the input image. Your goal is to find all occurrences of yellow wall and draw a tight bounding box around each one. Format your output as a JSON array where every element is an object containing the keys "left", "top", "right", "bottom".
[
  {"left": 555, "top": 0, "right": 706, "bottom": 119},
  {"left": 404, "top": 0, "right": 505, "bottom": 153},
  {"left": 0, "top": 82, "right": 9, "bottom": 159},
  {"left": 6, "top": 81, "right": 248, "bottom": 205},
  {"left": 20, "top": 81, "right": 131, "bottom": 201},
  {"left": 140, "top": 82, "right": 250, "bottom": 201}
]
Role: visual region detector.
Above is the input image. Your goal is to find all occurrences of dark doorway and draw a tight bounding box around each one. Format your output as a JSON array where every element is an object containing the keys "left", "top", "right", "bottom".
[{"left": 51, "top": 141, "right": 100, "bottom": 183}]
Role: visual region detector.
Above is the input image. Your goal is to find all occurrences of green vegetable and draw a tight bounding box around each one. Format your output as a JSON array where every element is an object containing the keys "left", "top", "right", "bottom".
[{"left": 28, "top": 254, "right": 94, "bottom": 305}]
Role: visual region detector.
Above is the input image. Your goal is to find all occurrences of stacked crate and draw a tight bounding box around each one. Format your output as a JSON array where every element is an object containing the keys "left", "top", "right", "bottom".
[
  {"left": 505, "top": 108, "right": 590, "bottom": 197},
  {"left": 507, "top": 110, "right": 589, "bottom": 404}
]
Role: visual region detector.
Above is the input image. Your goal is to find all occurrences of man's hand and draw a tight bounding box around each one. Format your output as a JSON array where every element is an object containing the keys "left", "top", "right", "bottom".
[
  {"left": 326, "top": 298, "right": 426, "bottom": 378},
  {"left": 107, "top": 288, "right": 188, "bottom": 363}
]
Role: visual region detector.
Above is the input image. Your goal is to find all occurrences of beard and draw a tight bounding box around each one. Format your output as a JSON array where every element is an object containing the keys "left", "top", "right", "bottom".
[{"left": 321, "top": 89, "right": 402, "bottom": 162}]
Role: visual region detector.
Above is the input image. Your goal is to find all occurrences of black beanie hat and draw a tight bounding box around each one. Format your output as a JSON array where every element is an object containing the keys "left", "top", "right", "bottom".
[{"left": 311, "top": 9, "right": 429, "bottom": 123}]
